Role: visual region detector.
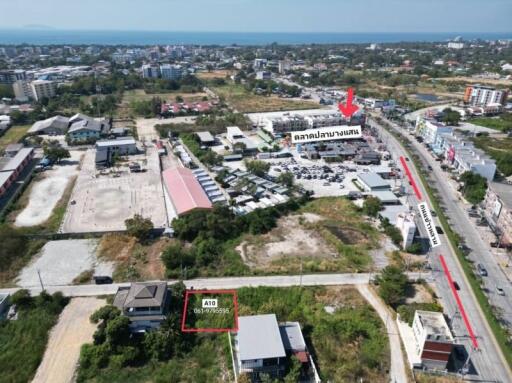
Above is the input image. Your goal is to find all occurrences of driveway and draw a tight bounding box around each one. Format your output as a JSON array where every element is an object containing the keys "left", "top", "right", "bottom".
[{"left": 32, "top": 297, "right": 105, "bottom": 383}]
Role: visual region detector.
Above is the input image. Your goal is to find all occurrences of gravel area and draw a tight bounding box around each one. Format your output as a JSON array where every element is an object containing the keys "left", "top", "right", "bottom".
[{"left": 16, "top": 239, "right": 113, "bottom": 288}]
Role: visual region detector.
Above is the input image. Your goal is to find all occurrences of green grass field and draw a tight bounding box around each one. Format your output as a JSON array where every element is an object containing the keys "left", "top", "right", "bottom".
[
  {"left": 0, "top": 125, "right": 31, "bottom": 152},
  {"left": 470, "top": 115, "right": 512, "bottom": 132}
]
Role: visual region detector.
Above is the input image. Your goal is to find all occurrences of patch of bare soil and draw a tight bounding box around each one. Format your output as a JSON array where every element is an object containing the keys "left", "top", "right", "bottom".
[
  {"left": 97, "top": 234, "right": 169, "bottom": 281},
  {"left": 236, "top": 213, "right": 337, "bottom": 268}
]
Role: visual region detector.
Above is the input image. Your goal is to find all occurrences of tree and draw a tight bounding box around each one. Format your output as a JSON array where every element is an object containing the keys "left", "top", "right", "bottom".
[
  {"left": 90, "top": 305, "right": 121, "bottom": 324},
  {"left": 245, "top": 159, "right": 270, "bottom": 177},
  {"left": 43, "top": 142, "right": 70, "bottom": 163},
  {"left": 105, "top": 315, "right": 131, "bottom": 346},
  {"left": 442, "top": 108, "right": 461, "bottom": 126},
  {"left": 125, "top": 214, "right": 154, "bottom": 242},
  {"left": 363, "top": 196, "right": 383, "bottom": 217},
  {"left": 459, "top": 171, "right": 488, "bottom": 204},
  {"left": 376, "top": 266, "right": 408, "bottom": 308},
  {"left": 277, "top": 172, "right": 294, "bottom": 188}
]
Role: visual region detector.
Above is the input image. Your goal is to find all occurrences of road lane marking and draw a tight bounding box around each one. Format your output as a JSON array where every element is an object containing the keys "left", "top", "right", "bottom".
[
  {"left": 439, "top": 255, "right": 479, "bottom": 349},
  {"left": 400, "top": 156, "right": 423, "bottom": 200}
]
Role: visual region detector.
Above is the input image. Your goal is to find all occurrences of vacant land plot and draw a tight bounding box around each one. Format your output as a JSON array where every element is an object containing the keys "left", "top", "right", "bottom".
[
  {"left": 472, "top": 135, "right": 512, "bottom": 177},
  {"left": 61, "top": 147, "right": 167, "bottom": 233},
  {"left": 16, "top": 239, "right": 113, "bottom": 287},
  {"left": 123, "top": 89, "right": 209, "bottom": 104},
  {"left": 97, "top": 234, "right": 168, "bottom": 281},
  {"left": 236, "top": 198, "right": 381, "bottom": 273},
  {"left": 32, "top": 297, "right": 105, "bottom": 383},
  {"left": 14, "top": 151, "right": 82, "bottom": 227},
  {"left": 0, "top": 124, "right": 31, "bottom": 152},
  {"left": 470, "top": 115, "right": 512, "bottom": 132},
  {"left": 211, "top": 83, "right": 319, "bottom": 113},
  {"left": 196, "top": 69, "right": 233, "bottom": 80}
]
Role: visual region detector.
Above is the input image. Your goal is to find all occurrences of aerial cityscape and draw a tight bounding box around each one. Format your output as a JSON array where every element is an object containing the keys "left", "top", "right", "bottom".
[{"left": 0, "top": 1, "right": 512, "bottom": 383}]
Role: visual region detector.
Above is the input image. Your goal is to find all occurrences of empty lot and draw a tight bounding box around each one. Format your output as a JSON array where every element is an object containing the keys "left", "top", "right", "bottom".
[
  {"left": 14, "top": 151, "right": 82, "bottom": 227},
  {"left": 32, "top": 297, "right": 105, "bottom": 383},
  {"left": 61, "top": 147, "right": 167, "bottom": 233},
  {"left": 16, "top": 239, "right": 113, "bottom": 287}
]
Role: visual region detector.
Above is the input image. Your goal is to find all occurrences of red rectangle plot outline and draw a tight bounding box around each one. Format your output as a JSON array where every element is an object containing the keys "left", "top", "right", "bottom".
[{"left": 181, "top": 289, "right": 239, "bottom": 333}]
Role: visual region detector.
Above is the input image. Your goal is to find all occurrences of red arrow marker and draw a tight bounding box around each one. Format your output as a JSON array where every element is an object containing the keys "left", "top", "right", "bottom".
[{"left": 338, "top": 87, "right": 359, "bottom": 118}]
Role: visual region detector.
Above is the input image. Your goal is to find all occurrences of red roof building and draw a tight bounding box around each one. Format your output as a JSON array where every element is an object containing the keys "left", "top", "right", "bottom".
[{"left": 162, "top": 167, "right": 212, "bottom": 216}]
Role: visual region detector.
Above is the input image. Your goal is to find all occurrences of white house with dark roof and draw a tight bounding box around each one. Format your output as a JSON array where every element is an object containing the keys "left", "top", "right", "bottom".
[{"left": 113, "top": 282, "right": 169, "bottom": 332}]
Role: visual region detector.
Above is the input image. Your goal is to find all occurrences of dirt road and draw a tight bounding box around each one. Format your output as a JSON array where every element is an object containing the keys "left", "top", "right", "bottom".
[
  {"left": 32, "top": 297, "right": 105, "bottom": 383},
  {"left": 357, "top": 284, "right": 408, "bottom": 383}
]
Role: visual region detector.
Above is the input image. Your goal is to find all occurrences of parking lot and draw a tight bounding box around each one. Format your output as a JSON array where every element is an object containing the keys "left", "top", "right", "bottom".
[{"left": 61, "top": 147, "right": 167, "bottom": 233}]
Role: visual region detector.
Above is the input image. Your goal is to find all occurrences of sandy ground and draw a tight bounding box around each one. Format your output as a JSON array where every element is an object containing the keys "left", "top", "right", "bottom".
[
  {"left": 14, "top": 151, "right": 82, "bottom": 227},
  {"left": 237, "top": 213, "right": 337, "bottom": 267},
  {"left": 17, "top": 239, "right": 113, "bottom": 288},
  {"left": 61, "top": 147, "right": 167, "bottom": 233},
  {"left": 136, "top": 116, "right": 196, "bottom": 142},
  {"left": 32, "top": 297, "right": 105, "bottom": 383}
]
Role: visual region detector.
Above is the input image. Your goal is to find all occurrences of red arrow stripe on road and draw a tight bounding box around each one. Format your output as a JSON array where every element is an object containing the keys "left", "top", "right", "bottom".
[
  {"left": 400, "top": 156, "right": 423, "bottom": 200},
  {"left": 439, "top": 254, "right": 479, "bottom": 349}
]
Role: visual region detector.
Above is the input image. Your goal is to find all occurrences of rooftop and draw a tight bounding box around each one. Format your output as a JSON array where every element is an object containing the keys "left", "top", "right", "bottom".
[
  {"left": 0, "top": 148, "right": 33, "bottom": 172},
  {"left": 489, "top": 182, "right": 512, "bottom": 210},
  {"left": 357, "top": 172, "right": 390, "bottom": 189},
  {"left": 162, "top": 167, "right": 212, "bottom": 216},
  {"left": 113, "top": 282, "right": 167, "bottom": 309},
  {"left": 237, "top": 314, "right": 286, "bottom": 361},
  {"left": 415, "top": 310, "right": 453, "bottom": 342}
]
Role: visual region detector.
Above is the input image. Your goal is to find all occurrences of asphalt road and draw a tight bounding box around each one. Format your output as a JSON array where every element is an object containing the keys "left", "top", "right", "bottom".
[
  {"left": 0, "top": 272, "right": 427, "bottom": 297},
  {"left": 369, "top": 114, "right": 512, "bottom": 382}
]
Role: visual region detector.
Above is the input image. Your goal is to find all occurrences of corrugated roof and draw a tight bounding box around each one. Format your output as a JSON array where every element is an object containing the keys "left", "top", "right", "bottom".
[
  {"left": 162, "top": 167, "right": 212, "bottom": 215},
  {"left": 1, "top": 148, "right": 33, "bottom": 172},
  {"left": 237, "top": 314, "right": 286, "bottom": 361},
  {"left": 0, "top": 170, "right": 14, "bottom": 188}
]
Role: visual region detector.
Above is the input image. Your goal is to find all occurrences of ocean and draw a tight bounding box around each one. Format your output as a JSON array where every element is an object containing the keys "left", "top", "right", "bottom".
[{"left": 0, "top": 30, "right": 511, "bottom": 45}]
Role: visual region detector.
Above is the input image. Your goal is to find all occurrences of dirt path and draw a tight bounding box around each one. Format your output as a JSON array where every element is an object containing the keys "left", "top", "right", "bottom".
[
  {"left": 357, "top": 285, "right": 409, "bottom": 383},
  {"left": 32, "top": 297, "right": 105, "bottom": 383}
]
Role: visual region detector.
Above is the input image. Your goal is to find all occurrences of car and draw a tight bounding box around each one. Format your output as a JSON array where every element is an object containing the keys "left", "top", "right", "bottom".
[
  {"left": 427, "top": 165, "right": 433, "bottom": 171},
  {"left": 93, "top": 276, "right": 113, "bottom": 285},
  {"left": 435, "top": 226, "right": 444, "bottom": 234},
  {"left": 496, "top": 286, "right": 505, "bottom": 296},
  {"left": 323, "top": 182, "right": 330, "bottom": 186},
  {"left": 430, "top": 210, "right": 437, "bottom": 217},
  {"left": 477, "top": 263, "right": 488, "bottom": 277},
  {"left": 453, "top": 281, "right": 461, "bottom": 291}
]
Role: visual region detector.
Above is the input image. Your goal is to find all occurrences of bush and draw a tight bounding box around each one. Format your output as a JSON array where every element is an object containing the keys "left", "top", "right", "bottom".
[
  {"left": 459, "top": 171, "right": 487, "bottom": 204},
  {"left": 362, "top": 196, "right": 383, "bottom": 217},
  {"left": 125, "top": 214, "right": 154, "bottom": 242},
  {"left": 376, "top": 266, "right": 408, "bottom": 308},
  {"left": 397, "top": 302, "right": 443, "bottom": 325}
]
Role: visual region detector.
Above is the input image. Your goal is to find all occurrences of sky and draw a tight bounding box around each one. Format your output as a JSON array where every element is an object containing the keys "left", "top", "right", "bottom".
[{"left": 0, "top": 0, "right": 511, "bottom": 33}]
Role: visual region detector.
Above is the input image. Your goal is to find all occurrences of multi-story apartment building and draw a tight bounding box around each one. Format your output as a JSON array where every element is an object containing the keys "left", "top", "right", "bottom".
[
  {"left": 13, "top": 80, "right": 33, "bottom": 101},
  {"left": 160, "top": 64, "right": 183, "bottom": 80},
  {"left": 141, "top": 64, "right": 160, "bottom": 79},
  {"left": 0, "top": 69, "right": 26, "bottom": 85},
  {"left": 482, "top": 182, "right": 512, "bottom": 246},
  {"left": 30, "top": 80, "right": 57, "bottom": 101},
  {"left": 463, "top": 85, "right": 508, "bottom": 107},
  {"left": 412, "top": 311, "right": 454, "bottom": 371}
]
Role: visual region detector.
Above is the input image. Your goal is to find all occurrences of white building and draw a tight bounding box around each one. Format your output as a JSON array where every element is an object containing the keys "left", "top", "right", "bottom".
[
  {"left": 464, "top": 85, "right": 508, "bottom": 107},
  {"left": 436, "top": 132, "right": 497, "bottom": 181},
  {"left": 253, "top": 58, "right": 267, "bottom": 69},
  {"left": 256, "top": 71, "right": 271, "bottom": 80},
  {"left": 13, "top": 79, "right": 57, "bottom": 101},
  {"left": 447, "top": 42, "right": 465, "bottom": 49},
  {"left": 160, "top": 64, "right": 183, "bottom": 80},
  {"left": 141, "top": 64, "right": 160, "bottom": 79},
  {"left": 30, "top": 80, "right": 57, "bottom": 101},
  {"left": 412, "top": 311, "right": 454, "bottom": 371},
  {"left": 415, "top": 117, "right": 453, "bottom": 145},
  {"left": 396, "top": 212, "right": 417, "bottom": 249}
]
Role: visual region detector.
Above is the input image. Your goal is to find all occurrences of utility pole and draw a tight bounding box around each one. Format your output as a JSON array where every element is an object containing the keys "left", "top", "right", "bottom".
[{"left": 37, "top": 269, "right": 45, "bottom": 292}]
